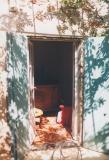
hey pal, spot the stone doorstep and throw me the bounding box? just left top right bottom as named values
left=24, top=147, right=109, bottom=160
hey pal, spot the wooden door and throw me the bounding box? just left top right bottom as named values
left=28, top=41, right=35, bottom=109
left=28, top=40, right=37, bottom=144
left=83, top=37, right=109, bottom=154
left=72, top=40, right=83, bottom=143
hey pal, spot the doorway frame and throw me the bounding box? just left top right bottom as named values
left=28, top=35, right=83, bottom=144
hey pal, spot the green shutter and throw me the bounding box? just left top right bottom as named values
left=83, top=36, right=109, bottom=154
left=7, top=33, right=29, bottom=159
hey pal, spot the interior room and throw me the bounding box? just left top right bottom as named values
left=30, top=40, right=74, bottom=148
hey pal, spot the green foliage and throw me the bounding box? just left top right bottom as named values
left=58, top=0, right=107, bottom=36
left=61, top=0, right=86, bottom=8
left=33, top=0, right=109, bottom=36
left=101, top=0, right=109, bottom=3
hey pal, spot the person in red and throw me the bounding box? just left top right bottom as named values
left=57, top=104, right=72, bottom=129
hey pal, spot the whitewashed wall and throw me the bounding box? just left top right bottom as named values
left=0, top=0, right=108, bottom=36
left=0, top=0, right=72, bottom=35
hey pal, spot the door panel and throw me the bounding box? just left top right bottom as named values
left=73, top=41, right=83, bottom=142
left=83, top=37, right=109, bottom=154
left=7, top=33, right=29, bottom=159
left=28, top=40, right=36, bottom=144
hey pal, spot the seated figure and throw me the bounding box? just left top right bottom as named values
left=56, top=104, right=72, bottom=129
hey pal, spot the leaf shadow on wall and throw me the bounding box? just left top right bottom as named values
left=7, top=33, right=29, bottom=159
left=84, top=36, right=109, bottom=154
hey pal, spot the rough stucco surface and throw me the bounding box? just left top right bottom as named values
left=0, top=32, right=11, bottom=159
left=0, top=0, right=108, bottom=36
left=83, top=37, right=109, bottom=153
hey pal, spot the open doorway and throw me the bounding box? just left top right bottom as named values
left=28, top=37, right=82, bottom=149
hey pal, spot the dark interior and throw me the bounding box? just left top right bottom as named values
left=33, top=40, right=73, bottom=113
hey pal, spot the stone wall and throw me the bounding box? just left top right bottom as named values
left=0, top=32, right=11, bottom=160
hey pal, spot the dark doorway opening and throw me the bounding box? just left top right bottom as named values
left=28, top=38, right=81, bottom=149
left=34, top=41, right=73, bottom=112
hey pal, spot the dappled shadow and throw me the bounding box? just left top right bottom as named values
left=0, top=10, right=33, bottom=32
left=0, top=33, right=12, bottom=160
left=84, top=36, right=109, bottom=153
left=7, top=33, right=29, bottom=159
left=94, top=123, right=109, bottom=154
left=32, top=116, right=72, bottom=150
